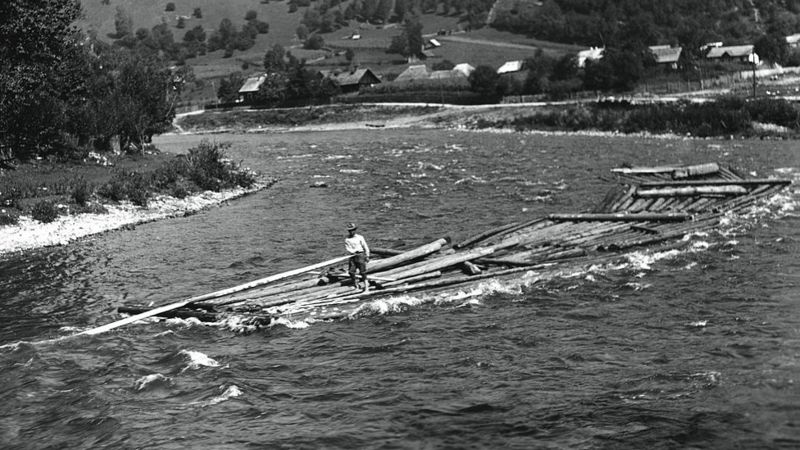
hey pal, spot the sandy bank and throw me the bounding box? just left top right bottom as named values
left=0, top=180, right=272, bottom=258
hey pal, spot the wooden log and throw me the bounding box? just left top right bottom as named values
left=548, top=213, right=691, bottom=222
left=375, top=247, right=495, bottom=280
left=454, top=222, right=520, bottom=249
left=611, top=163, right=717, bottom=175
left=609, top=185, right=637, bottom=211
left=461, top=261, right=482, bottom=275
left=366, top=237, right=450, bottom=273
left=86, top=255, right=353, bottom=336
left=636, top=186, right=748, bottom=197
left=371, top=247, right=405, bottom=257
left=118, top=306, right=219, bottom=322
left=640, top=178, right=790, bottom=188
left=672, top=163, right=719, bottom=178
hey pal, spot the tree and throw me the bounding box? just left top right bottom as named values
left=264, top=44, right=287, bottom=71
left=193, top=7, right=202, bottom=18
left=245, top=10, right=258, bottom=21
left=296, top=24, right=309, bottom=40
left=387, top=16, right=423, bottom=58
left=304, top=34, right=325, bottom=50
left=345, top=48, right=355, bottom=62
left=583, top=48, right=643, bottom=92
left=0, top=0, right=82, bottom=159
left=754, top=33, right=789, bottom=65
left=217, top=72, right=245, bottom=103
left=165, top=2, right=175, bottom=12
left=176, top=17, right=186, bottom=29
left=469, top=65, right=500, bottom=94
left=113, top=5, right=133, bottom=38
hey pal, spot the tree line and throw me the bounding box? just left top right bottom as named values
left=0, top=0, right=181, bottom=163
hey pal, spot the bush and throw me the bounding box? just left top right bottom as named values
left=165, top=2, right=175, bottom=12
left=0, top=210, right=18, bottom=226
left=186, top=140, right=256, bottom=191
left=304, top=34, right=325, bottom=50
left=245, top=10, right=258, bottom=21
left=71, top=178, right=92, bottom=206
left=31, top=200, right=59, bottom=223
left=98, top=170, right=151, bottom=206
left=193, top=7, right=202, bottom=18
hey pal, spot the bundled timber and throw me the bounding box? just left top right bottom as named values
left=106, top=162, right=791, bottom=332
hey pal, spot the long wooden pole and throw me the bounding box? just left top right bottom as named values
left=80, top=255, right=352, bottom=336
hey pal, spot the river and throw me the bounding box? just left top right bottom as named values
left=1, top=128, right=798, bottom=448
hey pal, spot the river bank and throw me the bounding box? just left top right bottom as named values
left=0, top=179, right=273, bottom=257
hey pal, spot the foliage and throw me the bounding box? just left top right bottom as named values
left=193, top=7, right=202, bottom=18
left=583, top=48, right=643, bottom=92
left=0, top=210, right=18, bottom=226
left=469, top=65, right=502, bottom=94
left=71, top=178, right=92, bottom=206
left=165, top=3, right=175, bottom=12
left=31, top=200, right=60, bottom=223
left=217, top=72, right=246, bottom=103
left=387, top=16, right=424, bottom=58
left=304, top=34, right=325, bottom=50
left=0, top=0, right=82, bottom=160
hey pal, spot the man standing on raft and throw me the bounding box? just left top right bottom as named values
left=345, top=223, right=370, bottom=292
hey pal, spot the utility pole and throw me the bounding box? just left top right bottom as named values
left=752, top=57, right=757, bottom=98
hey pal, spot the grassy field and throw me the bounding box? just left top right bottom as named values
left=79, top=0, right=586, bottom=104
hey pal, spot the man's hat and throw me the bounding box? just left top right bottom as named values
left=346, top=222, right=357, bottom=231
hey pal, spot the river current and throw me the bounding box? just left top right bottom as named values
left=1, top=129, right=798, bottom=449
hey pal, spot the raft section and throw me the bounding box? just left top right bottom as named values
left=115, top=162, right=791, bottom=330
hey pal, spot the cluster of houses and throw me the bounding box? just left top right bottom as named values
left=234, top=33, right=800, bottom=103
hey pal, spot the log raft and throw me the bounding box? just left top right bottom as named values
left=115, top=163, right=792, bottom=328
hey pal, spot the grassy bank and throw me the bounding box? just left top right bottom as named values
left=0, top=141, right=262, bottom=227
left=466, top=97, right=800, bottom=138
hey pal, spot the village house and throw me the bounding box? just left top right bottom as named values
left=237, top=74, right=266, bottom=103
left=452, top=63, right=475, bottom=77
left=497, top=60, right=524, bottom=74
left=648, top=45, right=683, bottom=69
left=577, top=47, right=604, bottom=67
left=786, top=33, right=800, bottom=48
left=394, top=64, right=429, bottom=82
left=320, top=67, right=381, bottom=93
left=705, top=44, right=760, bottom=65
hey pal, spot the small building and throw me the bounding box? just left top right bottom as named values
left=452, top=63, right=475, bottom=77
left=238, top=74, right=266, bottom=103
left=395, top=64, right=429, bottom=82
left=577, top=47, right=604, bottom=68
left=425, top=38, right=441, bottom=49
left=786, top=33, right=800, bottom=48
left=649, top=45, right=683, bottom=69
left=497, top=60, right=524, bottom=74
left=323, top=67, right=381, bottom=93
left=706, top=44, right=760, bottom=65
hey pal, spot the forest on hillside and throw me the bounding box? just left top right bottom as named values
left=490, top=0, right=800, bottom=51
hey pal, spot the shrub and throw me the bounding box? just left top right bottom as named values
left=71, top=178, right=92, bottom=206
left=0, top=210, right=18, bottom=226
left=165, top=2, right=175, bottom=12
left=31, top=200, right=59, bottom=223
left=193, top=7, right=202, bottom=18
left=304, top=34, right=324, bottom=50
left=98, top=170, right=151, bottom=206
left=245, top=10, right=257, bottom=21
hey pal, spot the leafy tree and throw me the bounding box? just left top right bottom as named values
left=345, top=48, right=355, bottom=62
left=468, top=65, right=500, bottom=94
left=165, top=2, right=175, bottom=12
left=387, top=16, right=423, bottom=58
left=0, top=0, right=82, bottom=159
left=754, top=33, right=789, bottom=65
left=304, top=34, right=325, bottom=50
left=193, top=7, right=202, bottom=18
left=176, top=17, right=186, bottom=29
left=245, top=10, right=258, bottom=21
left=217, top=72, right=245, bottom=103
left=583, top=48, right=643, bottom=92
left=264, top=44, right=288, bottom=72
left=114, top=5, right=133, bottom=38
left=296, top=24, right=309, bottom=40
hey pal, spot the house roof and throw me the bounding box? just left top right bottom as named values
left=327, top=68, right=378, bottom=86
left=649, top=45, right=683, bottom=64
left=238, top=75, right=266, bottom=94
left=706, top=45, right=754, bottom=59
left=395, top=64, right=429, bottom=82
left=429, top=70, right=464, bottom=80
left=577, top=47, right=604, bottom=67
left=452, top=63, right=475, bottom=77
left=497, top=60, right=524, bottom=74
left=786, top=33, right=800, bottom=45
left=428, top=38, right=441, bottom=47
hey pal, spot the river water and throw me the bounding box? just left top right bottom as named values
left=1, top=129, right=798, bottom=449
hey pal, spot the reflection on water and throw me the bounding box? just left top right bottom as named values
left=0, top=129, right=798, bottom=448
